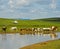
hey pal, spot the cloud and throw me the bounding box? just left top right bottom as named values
left=0, top=5, right=5, bottom=9
left=49, top=3, right=56, bottom=9
left=30, top=9, right=37, bottom=13
left=49, top=0, right=56, bottom=9
left=8, top=0, right=42, bottom=8
left=8, top=0, right=14, bottom=8
left=9, top=0, right=13, bottom=4
left=35, top=0, right=51, bottom=5
left=7, top=0, right=31, bottom=9
left=15, top=0, right=30, bottom=7
left=53, top=11, right=60, bottom=15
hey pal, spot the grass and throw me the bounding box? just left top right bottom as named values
left=20, top=39, right=60, bottom=49
left=0, top=18, right=60, bottom=33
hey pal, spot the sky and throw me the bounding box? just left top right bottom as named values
left=0, top=0, right=60, bottom=19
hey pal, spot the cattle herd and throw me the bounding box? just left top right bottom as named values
left=19, top=26, right=57, bottom=35
left=2, top=26, right=57, bottom=35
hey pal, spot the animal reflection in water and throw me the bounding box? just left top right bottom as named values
left=50, top=32, right=58, bottom=39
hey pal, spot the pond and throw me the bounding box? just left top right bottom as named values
left=0, top=32, right=60, bottom=49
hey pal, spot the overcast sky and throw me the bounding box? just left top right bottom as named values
left=0, top=0, right=60, bottom=19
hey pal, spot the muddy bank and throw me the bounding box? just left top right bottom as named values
left=20, top=39, right=60, bottom=49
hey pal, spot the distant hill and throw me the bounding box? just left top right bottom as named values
left=34, top=17, right=60, bottom=22
left=0, top=17, right=60, bottom=21
left=14, top=18, right=30, bottom=20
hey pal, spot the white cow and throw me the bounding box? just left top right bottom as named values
left=37, top=28, right=41, bottom=31
left=11, top=27, right=17, bottom=30
left=42, top=26, right=57, bottom=31
left=42, top=28, right=51, bottom=31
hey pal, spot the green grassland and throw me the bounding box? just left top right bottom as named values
left=0, top=18, right=60, bottom=33
left=20, top=39, right=60, bottom=49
